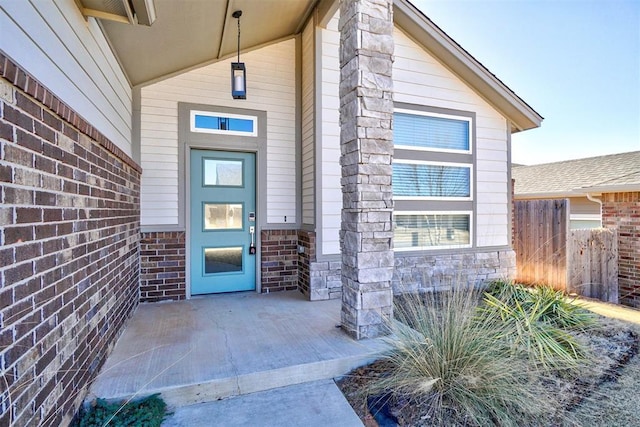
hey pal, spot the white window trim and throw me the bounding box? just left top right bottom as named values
left=394, top=108, right=473, bottom=154
left=393, top=159, right=474, bottom=201
left=570, top=214, right=601, bottom=221
left=569, top=214, right=602, bottom=228
left=190, top=110, right=258, bottom=137
left=393, top=210, right=474, bottom=251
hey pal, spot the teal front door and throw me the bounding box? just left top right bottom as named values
left=190, top=149, right=256, bottom=294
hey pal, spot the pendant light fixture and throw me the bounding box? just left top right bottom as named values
left=231, top=10, right=246, bottom=99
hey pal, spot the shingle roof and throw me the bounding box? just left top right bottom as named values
left=512, top=151, right=640, bottom=197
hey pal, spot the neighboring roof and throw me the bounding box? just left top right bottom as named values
left=513, top=151, right=640, bottom=198
left=395, top=0, right=543, bottom=132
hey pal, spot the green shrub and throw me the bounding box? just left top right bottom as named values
left=76, top=394, right=168, bottom=427
left=485, top=280, right=596, bottom=330
left=483, top=280, right=596, bottom=369
left=372, top=288, right=551, bottom=426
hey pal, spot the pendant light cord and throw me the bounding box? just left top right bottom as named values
left=236, top=15, right=241, bottom=63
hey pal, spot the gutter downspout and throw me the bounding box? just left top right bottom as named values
left=586, top=193, right=603, bottom=227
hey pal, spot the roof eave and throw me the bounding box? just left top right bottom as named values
left=579, top=184, right=640, bottom=194
left=514, top=191, right=584, bottom=200
left=393, top=0, right=543, bottom=132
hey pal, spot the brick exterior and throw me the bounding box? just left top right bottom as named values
left=296, top=230, right=315, bottom=297
left=140, top=232, right=186, bottom=302
left=260, top=229, right=298, bottom=293
left=0, top=53, right=141, bottom=426
left=602, top=191, right=640, bottom=308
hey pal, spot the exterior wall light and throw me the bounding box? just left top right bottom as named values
left=231, top=10, right=246, bottom=99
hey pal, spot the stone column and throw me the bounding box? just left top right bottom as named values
left=339, top=0, right=394, bottom=339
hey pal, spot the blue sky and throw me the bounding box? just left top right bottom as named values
left=411, top=0, right=640, bottom=165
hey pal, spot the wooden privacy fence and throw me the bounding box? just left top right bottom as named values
left=514, top=199, right=618, bottom=303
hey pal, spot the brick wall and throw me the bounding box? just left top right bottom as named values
left=260, top=229, right=298, bottom=293
left=511, top=178, right=515, bottom=247
left=140, top=232, right=186, bottom=302
left=296, top=230, right=315, bottom=296
left=602, top=191, right=640, bottom=308
left=0, top=54, right=141, bottom=426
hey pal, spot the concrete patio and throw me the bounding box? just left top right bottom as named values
left=87, top=291, right=387, bottom=412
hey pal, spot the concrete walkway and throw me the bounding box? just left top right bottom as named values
left=578, top=297, right=640, bottom=325
left=88, top=291, right=387, bottom=424
left=162, top=380, right=363, bottom=427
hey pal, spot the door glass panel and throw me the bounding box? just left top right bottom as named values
left=204, top=203, right=243, bottom=230
left=204, top=247, right=243, bottom=274
left=203, top=159, right=243, bottom=186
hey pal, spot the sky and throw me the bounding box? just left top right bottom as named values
left=411, top=0, right=640, bottom=165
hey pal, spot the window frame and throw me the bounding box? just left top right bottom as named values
left=393, top=105, right=476, bottom=252
left=394, top=108, right=473, bottom=155
left=393, top=159, right=474, bottom=201
left=393, top=210, right=473, bottom=251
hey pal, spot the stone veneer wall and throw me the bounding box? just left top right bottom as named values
left=308, top=259, right=343, bottom=301
left=140, top=231, right=186, bottom=302
left=392, top=250, right=516, bottom=294
left=0, top=53, right=141, bottom=426
left=306, top=250, right=515, bottom=299
left=602, top=192, right=640, bottom=308
left=260, top=229, right=298, bottom=293
left=339, top=0, right=395, bottom=339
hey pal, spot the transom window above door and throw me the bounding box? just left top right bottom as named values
left=190, top=110, right=258, bottom=137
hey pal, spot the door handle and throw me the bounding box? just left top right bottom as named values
left=249, top=226, right=256, bottom=255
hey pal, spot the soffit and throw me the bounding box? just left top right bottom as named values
left=101, top=0, right=316, bottom=87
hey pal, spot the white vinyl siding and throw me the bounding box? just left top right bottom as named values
left=301, top=19, right=315, bottom=226
left=393, top=26, right=510, bottom=248
left=0, top=0, right=132, bottom=154
left=140, top=39, right=297, bottom=227
left=317, top=16, right=341, bottom=255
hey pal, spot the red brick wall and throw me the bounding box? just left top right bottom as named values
left=260, top=229, right=298, bottom=293
left=0, top=53, right=141, bottom=426
left=602, top=191, right=640, bottom=307
left=140, top=231, right=186, bottom=301
left=297, top=230, right=316, bottom=296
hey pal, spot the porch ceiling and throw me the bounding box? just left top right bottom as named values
left=101, top=0, right=318, bottom=87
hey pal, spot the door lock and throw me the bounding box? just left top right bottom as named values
left=249, top=226, right=256, bottom=255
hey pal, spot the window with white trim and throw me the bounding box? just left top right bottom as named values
left=393, top=108, right=474, bottom=250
